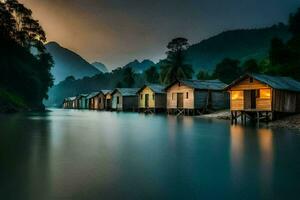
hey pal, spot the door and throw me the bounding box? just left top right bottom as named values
left=177, top=93, right=184, bottom=108
left=244, top=90, right=256, bottom=109
left=145, top=94, right=149, bottom=108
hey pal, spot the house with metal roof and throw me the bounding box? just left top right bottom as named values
left=165, top=79, right=229, bottom=115
left=137, top=84, right=166, bottom=113
left=86, top=92, right=105, bottom=110
left=63, top=96, right=77, bottom=109
left=101, top=90, right=113, bottom=110
left=77, top=94, right=89, bottom=109
left=111, top=88, right=139, bottom=111
left=226, top=73, right=300, bottom=123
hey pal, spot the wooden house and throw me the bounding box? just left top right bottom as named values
left=101, top=90, right=113, bottom=110
left=87, top=92, right=106, bottom=110
left=137, top=84, right=166, bottom=113
left=63, top=98, right=69, bottom=109
left=227, top=73, right=300, bottom=123
left=165, top=79, right=229, bottom=115
left=77, top=94, right=89, bottom=109
left=63, top=97, right=76, bottom=109
left=111, top=88, right=139, bottom=111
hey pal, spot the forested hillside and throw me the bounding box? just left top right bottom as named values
left=185, top=24, right=290, bottom=72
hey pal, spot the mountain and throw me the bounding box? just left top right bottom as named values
left=185, top=24, right=291, bottom=73
left=91, top=62, right=109, bottom=73
left=123, top=59, right=155, bottom=73
left=46, top=42, right=100, bottom=84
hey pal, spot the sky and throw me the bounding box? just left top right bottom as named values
left=19, top=0, right=300, bottom=70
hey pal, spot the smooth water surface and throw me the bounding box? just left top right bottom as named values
left=0, top=109, right=299, bottom=199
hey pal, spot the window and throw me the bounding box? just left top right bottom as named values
left=172, top=93, right=175, bottom=100
left=259, top=89, right=271, bottom=99
left=250, top=77, right=254, bottom=83
left=186, top=92, right=189, bottom=99
left=153, top=94, right=155, bottom=100
left=99, top=97, right=102, bottom=103
left=117, top=96, right=120, bottom=104
left=140, top=94, right=143, bottom=100
left=231, top=91, right=243, bottom=100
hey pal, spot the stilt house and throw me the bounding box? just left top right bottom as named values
left=165, top=79, right=229, bottom=115
left=226, top=74, right=300, bottom=122
left=87, top=92, right=106, bottom=110
left=101, top=90, right=113, bottom=110
left=111, top=88, right=139, bottom=111
left=137, top=84, right=166, bottom=113
left=77, top=94, right=89, bottom=109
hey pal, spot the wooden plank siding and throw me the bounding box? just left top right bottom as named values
left=139, top=87, right=155, bottom=108
left=229, top=77, right=272, bottom=111
left=112, top=91, right=123, bottom=111
left=138, top=87, right=166, bottom=109
left=166, top=83, right=194, bottom=109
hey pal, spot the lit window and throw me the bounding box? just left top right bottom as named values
left=231, top=91, right=243, bottom=100
left=260, top=89, right=271, bottom=99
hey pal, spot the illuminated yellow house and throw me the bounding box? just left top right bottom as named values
left=227, top=73, right=300, bottom=123
left=137, top=84, right=166, bottom=113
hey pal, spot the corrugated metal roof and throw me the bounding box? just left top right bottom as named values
left=148, top=84, right=166, bottom=93
left=113, top=88, right=139, bottom=96
left=137, top=84, right=166, bottom=94
left=78, top=94, right=88, bottom=99
left=179, top=79, right=227, bottom=90
left=101, top=90, right=113, bottom=95
left=69, top=97, right=77, bottom=101
left=251, top=74, right=300, bottom=92
left=87, top=92, right=100, bottom=99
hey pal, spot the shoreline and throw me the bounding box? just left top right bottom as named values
left=199, top=110, right=300, bottom=130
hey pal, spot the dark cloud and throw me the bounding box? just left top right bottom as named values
left=20, top=0, right=300, bottom=69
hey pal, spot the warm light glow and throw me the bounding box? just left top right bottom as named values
left=231, top=91, right=243, bottom=100
left=260, top=89, right=271, bottom=99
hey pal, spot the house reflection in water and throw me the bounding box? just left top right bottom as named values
left=258, top=128, right=274, bottom=193
left=230, top=125, right=245, bottom=184
left=230, top=125, right=274, bottom=193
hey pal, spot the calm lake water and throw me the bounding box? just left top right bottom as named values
left=0, top=109, right=299, bottom=200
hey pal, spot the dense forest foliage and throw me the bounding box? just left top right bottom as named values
left=0, top=0, right=53, bottom=112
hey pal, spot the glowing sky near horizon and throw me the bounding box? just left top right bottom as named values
left=19, top=0, right=300, bottom=70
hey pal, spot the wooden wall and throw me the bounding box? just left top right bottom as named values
left=123, top=96, right=138, bottom=110
left=105, top=93, right=112, bottom=109
left=229, top=77, right=272, bottom=111
left=112, top=91, right=123, bottom=110
left=90, top=93, right=105, bottom=110
left=155, top=94, right=167, bottom=109
left=138, top=87, right=155, bottom=108
left=166, top=83, right=194, bottom=109
left=194, top=91, right=208, bottom=109
left=211, top=91, right=229, bottom=110
left=273, top=90, right=297, bottom=112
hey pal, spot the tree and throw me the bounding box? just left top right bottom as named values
left=123, top=67, right=135, bottom=87
left=144, top=66, right=159, bottom=83
left=242, top=59, right=260, bottom=73
left=160, top=37, right=194, bottom=84
left=289, top=8, right=300, bottom=36
left=0, top=0, right=53, bottom=110
left=196, top=70, right=211, bottom=80
left=213, top=58, right=241, bottom=84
